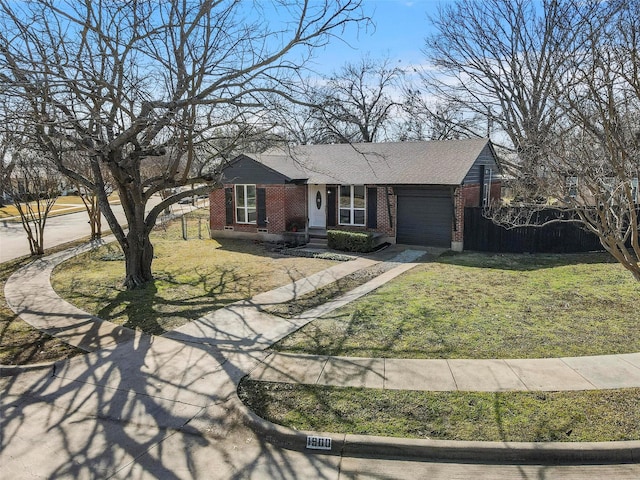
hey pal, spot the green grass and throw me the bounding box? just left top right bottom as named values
left=273, top=252, right=640, bottom=359
left=239, top=379, right=640, bottom=442
left=51, top=215, right=337, bottom=335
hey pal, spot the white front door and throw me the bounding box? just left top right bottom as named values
left=308, top=184, right=326, bottom=228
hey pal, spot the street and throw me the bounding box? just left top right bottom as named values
left=0, top=198, right=197, bottom=263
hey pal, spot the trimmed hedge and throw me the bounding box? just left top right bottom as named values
left=327, top=230, right=375, bottom=253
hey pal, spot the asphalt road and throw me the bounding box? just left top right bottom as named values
left=0, top=198, right=198, bottom=263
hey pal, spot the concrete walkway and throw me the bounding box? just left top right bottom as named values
left=3, top=241, right=640, bottom=478
left=250, top=352, right=640, bottom=392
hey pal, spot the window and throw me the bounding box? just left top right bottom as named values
left=566, top=176, right=578, bottom=198
left=482, top=167, right=493, bottom=206
left=235, top=184, right=256, bottom=223
left=339, top=185, right=366, bottom=226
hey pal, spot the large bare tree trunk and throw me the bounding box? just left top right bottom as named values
left=122, top=230, right=154, bottom=289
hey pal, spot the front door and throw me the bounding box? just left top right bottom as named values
left=308, top=184, right=326, bottom=228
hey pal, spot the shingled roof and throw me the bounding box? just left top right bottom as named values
left=249, top=138, right=493, bottom=185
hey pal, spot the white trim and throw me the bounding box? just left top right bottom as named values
left=338, top=185, right=366, bottom=226
left=235, top=184, right=256, bottom=224
left=483, top=168, right=493, bottom=206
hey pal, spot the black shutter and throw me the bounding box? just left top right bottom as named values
left=225, top=187, right=233, bottom=225
left=327, top=186, right=337, bottom=227
left=257, top=188, right=267, bottom=227
left=367, top=187, right=377, bottom=228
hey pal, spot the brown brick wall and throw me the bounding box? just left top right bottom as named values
left=461, top=184, right=482, bottom=207
left=453, top=187, right=465, bottom=243
left=454, top=182, right=502, bottom=244
left=284, top=185, right=307, bottom=229
left=209, top=188, right=226, bottom=230
left=264, top=184, right=286, bottom=232
left=210, top=184, right=305, bottom=235
left=461, top=182, right=502, bottom=208
left=375, top=186, right=395, bottom=236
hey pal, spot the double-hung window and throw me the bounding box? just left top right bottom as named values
left=339, top=185, right=366, bottom=226
left=235, top=184, right=256, bottom=224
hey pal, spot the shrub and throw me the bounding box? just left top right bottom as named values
left=327, top=230, right=375, bottom=253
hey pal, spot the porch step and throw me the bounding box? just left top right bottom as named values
left=307, top=228, right=328, bottom=249
left=307, top=237, right=328, bottom=249
left=308, top=227, right=328, bottom=238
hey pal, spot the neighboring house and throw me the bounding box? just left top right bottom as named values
left=209, top=138, right=501, bottom=251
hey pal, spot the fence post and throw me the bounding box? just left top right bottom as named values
left=182, top=216, right=187, bottom=240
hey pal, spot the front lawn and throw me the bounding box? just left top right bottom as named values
left=273, top=252, right=640, bottom=359
left=239, top=380, right=640, bottom=442
left=51, top=214, right=338, bottom=335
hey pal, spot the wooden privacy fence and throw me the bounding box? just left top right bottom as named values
left=463, top=207, right=604, bottom=253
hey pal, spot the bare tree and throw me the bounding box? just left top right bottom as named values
left=0, top=99, right=21, bottom=207
left=426, top=0, right=640, bottom=280
left=541, top=0, right=640, bottom=279
left=270, top=98, right=337, bottom=145
left=311, top=55, right=404, bottom=143
left=398, top=92, right=479, bottom=141
left=64, top=152, right=112, bottom=240
left=0, top=0, right=366, bottom=288
left=6, top=150, right=62, bottom=255
left=423, top=0, right=594, bottom=178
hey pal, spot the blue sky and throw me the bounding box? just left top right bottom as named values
left=309, top=0, right=447, bottom=74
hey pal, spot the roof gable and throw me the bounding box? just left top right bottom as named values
left=221, top=154, right=299, bottom=184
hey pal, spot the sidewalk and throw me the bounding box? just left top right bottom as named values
left=3, top=240, right=640, bottom=474
left=250, top=351, right=640, bottom=391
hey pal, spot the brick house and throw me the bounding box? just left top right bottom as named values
left=210, top=138, right=501, bottom=251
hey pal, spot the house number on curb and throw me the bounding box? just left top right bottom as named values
left=316, top=191, right=322, bottom=209
left=306, top=435, right=332, bottom=450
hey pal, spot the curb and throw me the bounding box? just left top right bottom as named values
left=236, top=392, right=640, bottom=465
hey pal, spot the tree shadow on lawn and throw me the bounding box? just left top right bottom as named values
left=273, top=306, right=455, bottom=360
left=437, top=250, right=618, bottom=272
left=88, top=267, right=248, bottom=336
left=208, top=237, right=290, bottom=259
left=85, top=262, right=310, bottom=336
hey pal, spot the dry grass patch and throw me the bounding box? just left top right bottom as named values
left=52, top=217, right=338, bottom=335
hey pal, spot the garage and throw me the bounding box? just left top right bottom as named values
left=396, top=187, right=453, bottom=247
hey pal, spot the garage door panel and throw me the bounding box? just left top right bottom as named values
left=397, top=194, right=452, bottom=247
